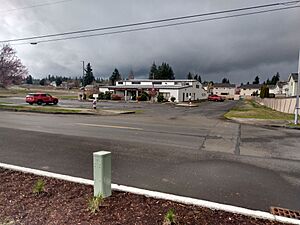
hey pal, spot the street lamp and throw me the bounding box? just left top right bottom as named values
left=295, top=50, right=300, bottom=125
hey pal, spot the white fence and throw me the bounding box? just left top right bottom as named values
left=256, top=97, right=299, bottom=115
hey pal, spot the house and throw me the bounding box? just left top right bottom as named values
left=99, top=79, right=207, bottom=102
left=287, top=73, right=298, bottom=97
left=212, top=83, right=236, bottom=99
left=240, top=84, right=262, bottom=96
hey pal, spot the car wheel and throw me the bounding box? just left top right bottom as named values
left=53, top=100, right=58, bottom=105
left=37, top=100, right=43, bottom=105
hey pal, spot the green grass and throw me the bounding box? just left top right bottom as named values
left=224, top=100, right=294, bottom=120
left=0, top=104, right=81, bottom=114
left=56, top=95, right=77, bottom=100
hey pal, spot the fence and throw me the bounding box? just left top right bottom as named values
left=256, top=97, right=299, bottom=115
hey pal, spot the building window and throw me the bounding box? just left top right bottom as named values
left=118, top=82, right=123, bottom=84
left=132, top=81, right=141, bottom=84
left=153, top=81, right=162, bottom=85
left=196, top=85, right=199, bottom=88
left=186, top=93, right=189, bottom=97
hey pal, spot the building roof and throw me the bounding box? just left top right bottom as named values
left=100, top=85, right=191, bottom=90
left=213, top=83, right=236, bottom=88
left=276, top=81, right=288, bottom=88
left=288, top=73, right=298, bottom=82
left=267, top=85, right=276, bottom=89
left=118, top=79, right=197, bottom=82
left=240, top=84, right=263, bottom=89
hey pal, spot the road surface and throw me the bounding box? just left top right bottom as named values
left=0, top=101, right=299, bottom=211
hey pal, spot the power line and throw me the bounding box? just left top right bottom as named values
left=12, top=5, right=300, bottom=45
left=0, top=0, right=75, bottom=14
left=1, top=0, right=299, bottom=43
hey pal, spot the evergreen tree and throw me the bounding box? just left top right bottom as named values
left=260, top=85, right=269, bottom=98
left=39, top=79, right=46, bottom=86
left=55, top=76, right=63, bottom=86
left=253, top=76, right=260, bottom=84
left=149, top=62, right=158, bottom=79
left=26, top=75, right=33, bottom=84
left=222, top=78, right=230, bottom=83
left=271, top=72, right=280, bottom=85
left=196, top=74, right=202, bottom=83
left=187, top=72, right=193, bottom=79
left=156, top=62, right=175, bottom=80
left=109, top=68, right=122, bottom=85
left=83, top=63, right=95, bottom=86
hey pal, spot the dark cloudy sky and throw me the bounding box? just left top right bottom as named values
left=1, top=0, right=300, bottom=84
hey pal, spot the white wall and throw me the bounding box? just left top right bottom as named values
left=213, top=87, right=235, bottom=99
left=240, top=88, right=260, bottom=96
left=288, top=79, right=297, bottom=96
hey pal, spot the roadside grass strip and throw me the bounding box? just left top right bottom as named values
left=224, top=100, right=294, bottom=120
left=0, top=162, right=299, bottom=225
left=0, top=103, right=81, bottom=114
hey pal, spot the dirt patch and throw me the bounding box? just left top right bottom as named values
left=0, top=169, right=291, bottom=225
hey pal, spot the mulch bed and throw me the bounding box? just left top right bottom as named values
left=0, top=168, right=292, bottom=225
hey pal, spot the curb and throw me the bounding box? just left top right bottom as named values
left=0, top=162, right=299, bottom=225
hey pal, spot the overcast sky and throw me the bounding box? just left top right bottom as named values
left=1, top=0, right=300, bottom=83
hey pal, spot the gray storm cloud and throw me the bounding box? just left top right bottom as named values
left=1, top=0, right=299, bottom=83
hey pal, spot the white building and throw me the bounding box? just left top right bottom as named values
left=287, top=73, right=298, bottom=97
left=240, top=84, right=262, bottom=96
left=99, top=79, right=207, bottom=102
left=212, top=83, right=236, bottom=99
left=268, top=81, right=289, bottom=96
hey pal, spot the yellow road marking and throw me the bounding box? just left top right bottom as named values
left=76, top=123, right=143, bottom=131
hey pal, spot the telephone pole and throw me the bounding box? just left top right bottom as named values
left=295, top=50, right=300, bottom=124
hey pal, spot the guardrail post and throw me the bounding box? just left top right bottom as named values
left=93, top=151, right=111, bottom=198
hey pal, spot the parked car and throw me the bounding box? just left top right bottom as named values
left=25, top=93, right=59, bottom=105
left=208, top=94, right=224, bottom=102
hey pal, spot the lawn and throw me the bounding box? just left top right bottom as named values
left=224, top=100, right=294, bottom=120
left=0, top=104, right=81, bottom=114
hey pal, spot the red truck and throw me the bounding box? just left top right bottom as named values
left=25, top=93, right=59, bottom=105
left=208, top=94, right=224, bottom=102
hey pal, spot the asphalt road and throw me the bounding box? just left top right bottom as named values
left=0, top=100, right=299, bottom=212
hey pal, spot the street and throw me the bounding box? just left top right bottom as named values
left=0, top=100, right=299, bottom=211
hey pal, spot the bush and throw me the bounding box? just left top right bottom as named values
left=170, top=96, right=176, bottom=102
left=104, top=92, right=111, bottom=100
left=111, top=94, right=122, bottom=100
left=138, top=92, right=149, bottom=101
left=157, top=94, right=164, bottom=103
left=97, top=92, right=105, bottom=100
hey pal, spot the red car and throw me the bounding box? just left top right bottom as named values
left=208, top=95, right=224, bottom=102
left=25, top=93, right=59, bottom=105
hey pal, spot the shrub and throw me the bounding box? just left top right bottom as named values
left=170, top=96, right=176, bottom=102
left=111, top=94, right=122, bottom=100
left=138, top=92, right=149, bottom=101
left=33, top=179, right=45, bottom=194
left=157, top=94, right=164, bottom=103
left=88, top=194, right=104, bottom=214
left=163, top=209, right=176, bottom=225
left=104, top=91, right=111, bottom=100
left=97, top=92, right=105, bottom=100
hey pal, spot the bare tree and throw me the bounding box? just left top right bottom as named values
left=0, top=44, right=28, bottom=87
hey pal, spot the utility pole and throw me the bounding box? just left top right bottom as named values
left=295, top=50, right=300, bottom=125
left=81, top=61, right=85, bottom=77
